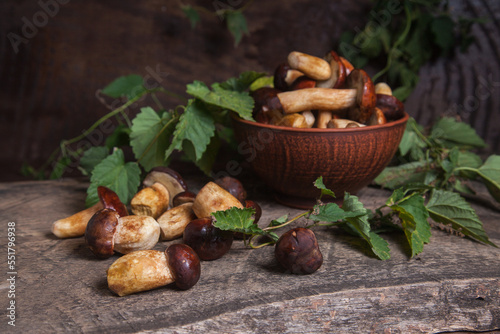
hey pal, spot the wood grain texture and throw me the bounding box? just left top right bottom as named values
left=1, top=0, right=499, bottom=182
left=0, top=178, right=499, bottom=333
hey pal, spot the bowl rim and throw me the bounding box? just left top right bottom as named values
left=232, top=111, right=409, bottom=132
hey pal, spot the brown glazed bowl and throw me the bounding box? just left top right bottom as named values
left=231, top=112, right=409, bottom=209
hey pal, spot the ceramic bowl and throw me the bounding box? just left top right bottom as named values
left=231, top=112, right=409, bottom=209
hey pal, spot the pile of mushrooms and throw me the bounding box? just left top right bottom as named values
left=252, top=50, right=405, bottom=129
left=51, top=167, right=261, bottom=296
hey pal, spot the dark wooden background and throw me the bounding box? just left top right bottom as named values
left=1, top=0, right=499, bottom=182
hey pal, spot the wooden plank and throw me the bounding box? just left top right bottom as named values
left=0, top=179, right=499, bottom=332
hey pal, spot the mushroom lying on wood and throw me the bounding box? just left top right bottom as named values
left=157, top=203, right=196, bottom=241
left=142, top=167, right=188, bottom=208
left=107, top=244, right=200, bottom=296
left=130, top=182, right=170, bottom=219
left=52, top=186, right=128, bottom=239
left=192, top=182, right=244, bottom=219
left=85, top=209, right=160, bottom=258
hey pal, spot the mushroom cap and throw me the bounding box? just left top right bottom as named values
left=97, top=186, right=128, bottom=217
left=316, top=50, right=346, bottom=89
left=183, top=217, right=234, bottom=261
left=290, top=76, right=316, bottom=90
left=142, top=167, right=188, bottom=207
left=250, top=87, right=283, bottom=123
left=345, top=69, right=376, bottom=124
left=172, top=191, right=197, bottom=207
left=273, top=62, right=292, bottom=91
left=376, top=93, right=405, bottom=121
left=85, top=208, right=120, bottom=258
left=275, top=227, right=323, bottom=275
left=165, top=243, right=201, bottom=290
left=214, top=176, right=247, bottom=202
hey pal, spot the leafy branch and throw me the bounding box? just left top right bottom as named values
left=213, top=176, right=497, bottom=261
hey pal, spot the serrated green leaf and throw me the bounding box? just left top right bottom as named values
left=225, top=10, right=248, bottom=46
left=375, top=160, right=431, bottom=189
left=313, top=176, right=336, bottom=199
left=430, top=117, right=486, bottom=148
left=79, top=146, right=109, bottom=176
left=213, top=207, right=278, bottom=240
left=181, top=5, right=200, bottom=29
left=105, top=124, right=131, bottom=150
left=309, top=202, right=362, bottom=223
left=249, top=75, right=274, bottom=91
left=342, top=193, right=391, bottom=260
left=130, top=107, right=176, bottom=172
left=269, top=214, right=288, bottom=227
left=102, top=74, right=145, bottom=100
left=399, top=118, right=427, bottom=157
left=86, top=148, right=141, bottom=207
left=426, top=189, right=496, bottom=246
left=219, top=71, right=267, bottom=92
left=182, top=134, right=221, bottom=175
left=390, top=193, right=431, bottom=257
left=476, top=155, right=500, bottom=202
left=165, top=99, right=216, bottom=161
left=186, top=81, right=254, bottom=121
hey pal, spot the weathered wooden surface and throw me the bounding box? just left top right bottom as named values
left=1, top=0, right=500, bottom=181
left=0, top=178, right=499, bottom=333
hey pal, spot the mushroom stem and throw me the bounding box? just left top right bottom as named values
left=113, top=216, right=161, bottom=254
left=52, top=202, right=104, bottom=238
left=192, top=182, right=243, bottom=219
left=288, top=51, right=332, bottom=81
left=276, top=88, right=357, bottom=114
left=107, top=250, right=174, bottom=297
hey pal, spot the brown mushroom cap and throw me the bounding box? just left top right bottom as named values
left=165, top=243, right=201, bottom=290
left=142, top=167, right=188, bottom=207
left=172, top=191, right=197, bottom=207
left=250, top=87, right=283, bottom=124
left=85, top=208, right=120, bottom=258
left=97, top=186, right=128, bottom=217
left=290, top=76, right=316, bottom=90
left=214, top=176, right=247, bottom=202
left=345, top=69, right=376, bottom=124
left=376, top=93, right=405, bottom=121
left=340, top=57, right=354, bottom=76
left=316, top=50, right=347, bottom=89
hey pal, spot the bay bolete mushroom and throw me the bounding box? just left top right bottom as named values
left=192, top=182, right=244, bottom=219
left=273, top=62, right=304, bottom=91
left=346, top=68, right=376, bottom=124
left=85, top=208, right=160, bottom=258
left=157, top=202, right=196, bottom=241
left=52, top=186, right=128, bottom=239
left=183, top=217, right=234, bottom=261
left=316, top=50, right=347, bottom=89
left=130, top=182, right=170, bottom=219
left=107, top=244, right=201, bottom=296
left=142, top=167, right=188, bottom=207
left=287, top=51, right=332, bottom=81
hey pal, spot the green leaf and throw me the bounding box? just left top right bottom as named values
left=130, top=107, right=177, bottom=172
left=389, top=193, right=431, bottom=257
left=181, top=5, right=200, bottom=29
left=476, top=155, right=500, bottom=202
left=313, top=176, right=336, bottom=199
left=182, top=134, right=221, bottom=175
left=225, top=10, right=248, bottom=46
left=430, top=117, right=486, bottom=148
left=219, top=71, right=267, bottom=92
left=213, top=207, right=278, bottom=241
left=269, top=214, right=288, bottom=227
left=186, top=81, right=254, bottom=121
left=426, top=189, right=496, bottom=246
left=309, top=202, right=363, bottom=223
left=342, top=193, right=391, bottom=260
left=86, top=148, right=141, bottom=207
left=375, top=161, right=431, bottom=189
left=165, top=99, right=216, bottom=161
left=105, top=124, right=131, bottom=150
left=398, top=118, right=427, bottom=158
left=249, top=75, right=274, bottom=91
left=101, top=74, right=145, bottom=100
left=431, top=15, right=456, bottom=56
left=79, top=146, right=109, bottom=176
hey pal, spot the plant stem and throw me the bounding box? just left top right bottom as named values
left=263, top=211, right=310, bottom=231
